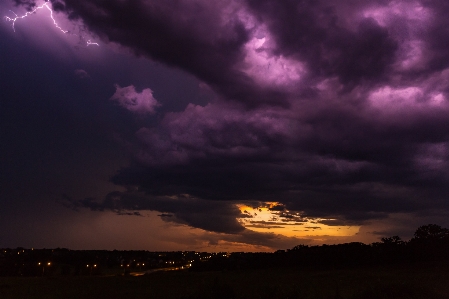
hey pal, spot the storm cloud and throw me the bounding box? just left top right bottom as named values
left=11, top=0, right=449, bottom=238
left=68, top=191, right=246, bottom=234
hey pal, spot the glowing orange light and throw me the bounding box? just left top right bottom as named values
left=237, top=203, right=360, bottom=239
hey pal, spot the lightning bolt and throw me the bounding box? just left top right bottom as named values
left=87, top=40, right=99, bottom=46
left=4, top=1, right=99, bottom=46
left=5, top=2, right=67, bottom=33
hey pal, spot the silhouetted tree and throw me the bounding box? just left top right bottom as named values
left=381, top=236, right=404, bottom=245
left=409, top=224, right=449, bottom=261
left=412, top=224, right=449, bottom=242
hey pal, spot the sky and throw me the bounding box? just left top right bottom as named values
left=1, top=0, right=449, bottom=252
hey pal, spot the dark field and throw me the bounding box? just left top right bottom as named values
left=1, top=261, right=448, bottom=299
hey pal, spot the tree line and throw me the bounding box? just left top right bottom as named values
left=190, top=224, right=449, bottom=271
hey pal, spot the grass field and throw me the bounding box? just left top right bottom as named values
left=1, top=261, right=448, bottom=299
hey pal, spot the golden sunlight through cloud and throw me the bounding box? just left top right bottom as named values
left=237, top=203, right=360, bottom=238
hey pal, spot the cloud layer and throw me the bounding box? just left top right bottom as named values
left=40, top=0, right=449, bottom=238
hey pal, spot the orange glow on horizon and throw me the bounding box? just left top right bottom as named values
left=237, top=203, right=360, bottom=239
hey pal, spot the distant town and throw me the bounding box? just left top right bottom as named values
left=1, top=224, right=449, bottom=277
left=0, top=248, right=223, bottom=276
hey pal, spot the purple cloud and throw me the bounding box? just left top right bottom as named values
left=110, top=84, right=160, bottom=115
left=25, top=0, right=449, bottom=234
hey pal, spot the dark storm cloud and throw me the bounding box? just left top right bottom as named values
left=246, top=0, right=398, bottom=86
left=108, top=97, right=449, bottom=220
left=12, top=0, right=36, bottom=10
left=66, top=191, right=246, bottom=234
left=419, top=1, right=449, bottom=74
left=51, top=0, right=288, bottom=106
left=34, top=0, right=449, bottom=230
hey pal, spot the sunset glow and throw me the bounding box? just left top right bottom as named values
left=237, top=204, right=360, bottom=238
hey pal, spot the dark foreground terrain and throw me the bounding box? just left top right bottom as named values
left=1, top=260, right=448, bottom=299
